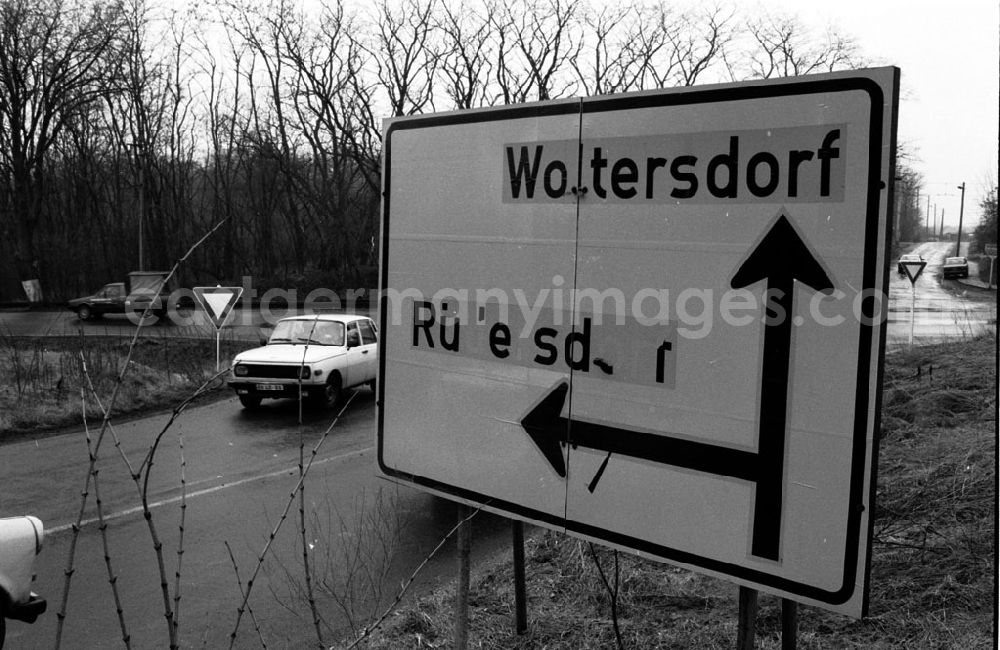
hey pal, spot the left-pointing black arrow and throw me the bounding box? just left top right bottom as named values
left=522, top=381, right=781, bottom=560
left=522, top=382, right=759, bottom=483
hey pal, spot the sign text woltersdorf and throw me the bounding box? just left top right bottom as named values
left=502, top=126, right=846, bottom=204
left=378, top=69, right=899, bottom=618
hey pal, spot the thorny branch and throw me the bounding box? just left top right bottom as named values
left=588, top=542, right=625, bottom=650
left=55, top=221, right=226, bottom=650
left=228, top=391, right=360, bottom=649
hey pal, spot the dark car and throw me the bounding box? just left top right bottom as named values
left=897, top=253, right=923, bottom=275
left=67, top=271, right=175, bottom=322
left=66, top=282, right=126, bottom=320
left=942, top=256, right=969, bottom=279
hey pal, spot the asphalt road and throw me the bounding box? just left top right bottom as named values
left=885, top=241, right=996, bottom=345
left=1, top=391, right=511, bottom=649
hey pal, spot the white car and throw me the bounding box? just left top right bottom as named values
left=228, top=314, right=378, bottom=409
left=0, top=516, right=46, bottom=645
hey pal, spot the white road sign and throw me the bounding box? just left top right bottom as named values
left=900, top=260, right=927, bottom=284
left=193, top=286, right=243, bottom=329
left=378, top=68, right=899, bottom=617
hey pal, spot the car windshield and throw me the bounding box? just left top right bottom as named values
left=945, top=257, right=964, bottom=264
left=268, top=319, right=345, bottom=345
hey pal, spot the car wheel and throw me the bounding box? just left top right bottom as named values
left=314, top=376, right=342, bottom=409
left=239, top=395, right=262, bottom=409
left=77, top=305, right=92, bottom=321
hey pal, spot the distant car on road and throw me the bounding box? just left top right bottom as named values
left=0, top=516, right=46, bottom=647
left=67, top=282, right=127, bottom=320
left=228, top=314, right=378, bottom=409
left=67, top=271, right=175, bottom=322
left=942, top=256, right=969, bottom=279
left=897, top=253, right=924, bottom=275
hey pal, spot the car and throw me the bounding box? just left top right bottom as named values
left=67, top=271, right=176, bottom=322
left=228, top=314, right=378, bottom=409
left=897, top=253, right=923, bottom=275
left=0, top=516, right=46, bottom=647
left=942, top=256, right=969, bottom=279
left=67, top=282, right=126, bottom=320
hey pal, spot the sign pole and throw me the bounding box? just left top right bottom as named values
left=909, top=283, right=916, bottom=347
left=737, top=587, right=758, bottom=650
left=512, top=520, right=528, bottom=634
left=455, top=504, right=472, bottom=650
left=900, top=260, right=925, bottom=348
left=216, top=329, right=221, bottom=372
left=781, top=598, right=799, bottom=650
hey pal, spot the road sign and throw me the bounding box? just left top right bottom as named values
left=900, top=260, right=927, bottom=284
left=193, top=286, right=243, bottom=329
left=985, top=244, right=997, bottom=257
left=378, top=68, right=898, bottom=617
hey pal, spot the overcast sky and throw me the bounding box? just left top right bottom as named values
left=760, top=0, right=999, bottom=230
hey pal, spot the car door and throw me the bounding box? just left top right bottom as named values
left=105, top=283, right=125, bottom=313
left=357, top=318, right=378, bottom=382
left=93, top=284, right=117, bottom=314
left=344, top=321, right=366, bottom=387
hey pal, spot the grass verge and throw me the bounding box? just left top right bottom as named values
left=353, top=335, right=996, bottom=649
left=0, top=334, right=248, bottom=439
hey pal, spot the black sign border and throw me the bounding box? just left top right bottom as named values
left=378, top=71, right=898, bottom=614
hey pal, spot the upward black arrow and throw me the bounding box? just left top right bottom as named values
left=730, top=212, right=834, bottom=560
left=521, top=212, right=833, bottom=562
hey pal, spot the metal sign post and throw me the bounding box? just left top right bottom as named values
left=900, top=261, right=927, bottom=347
left=454, top=504, right=472, bottom=650
left=512, top=520, right=528, bottom=634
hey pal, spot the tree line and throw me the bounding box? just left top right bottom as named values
left=1, top=0, right=879, bottom=302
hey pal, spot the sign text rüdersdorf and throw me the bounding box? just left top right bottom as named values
left=503, top=126, right=845, bottom=204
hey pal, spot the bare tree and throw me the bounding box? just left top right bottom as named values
left=0, top=0, right=125, bottom=283
left=362, top=0, right=440, bottom=116
left=739, top=12, right=866, bottom=80
left=570, top=3, right=646, bottom=96
left=436, top=0, right=494, bottom=108
left=491, top=0, right=582, bottom=104
left=633, top=2, right=733, bottom=89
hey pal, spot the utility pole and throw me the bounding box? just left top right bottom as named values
left=925, top=195, right=931, bottom=239
left=955, top=182, right=966, bottom=255
left=940, top=209, right=945, bottom=238
left=892, top=176, right=902, bottom=247
left=138, top=154, right=145, bottom=271
left=129, top=140, right=145, bottom=271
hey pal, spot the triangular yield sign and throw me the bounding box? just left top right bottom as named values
left=193, top=286, right=244, bottom=329
left=900, top=261, right=926, bottom=284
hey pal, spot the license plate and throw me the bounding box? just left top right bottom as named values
left=255, top=383, right=284, bottom=391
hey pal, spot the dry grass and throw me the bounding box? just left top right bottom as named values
left=0, top=334, right=248, bottom=437
left=352, top=335, right=996, bottom=649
